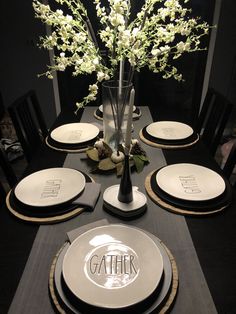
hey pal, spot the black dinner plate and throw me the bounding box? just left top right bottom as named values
left=52, top=231, right=173, bottom=314
left=47, top=131, right=102, bottom=150
left=142, top=125, right=198, bottom=146
left=150, top=168, right=232, bottom=211
left=9, top=171, right=92, bottom=218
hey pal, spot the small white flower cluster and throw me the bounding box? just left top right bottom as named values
left=33, top=0, right=210, bottom=109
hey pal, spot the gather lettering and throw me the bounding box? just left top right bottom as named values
left=178, top=175, right=201, bottom=194
left=89, top=254, right=138, bottom=275
left=40, top=179, right=62, bottom=198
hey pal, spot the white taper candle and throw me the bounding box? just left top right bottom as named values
left=118, top=59, right=124, bottom=96
left=125, top=88, right=135, bottom=151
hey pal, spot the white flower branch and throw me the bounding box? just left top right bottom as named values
left=33, top=0, right=210, bottom=109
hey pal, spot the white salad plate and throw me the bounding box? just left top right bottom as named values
left=62, top=224, right=164, bottom=309
left=14, top=168, right=85, bottom=207
left=156, top=163, right=226, bottom=201
left=146, top=121, right=193, bottom=140
left=50, top=123, right=99, bottom=144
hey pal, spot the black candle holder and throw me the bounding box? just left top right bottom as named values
left=103, top=151, right=147, bottom=218
left=118, top=154, right=133, bottom=203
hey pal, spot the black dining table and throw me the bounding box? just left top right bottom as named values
left=0, top=106, right=236, bottom=314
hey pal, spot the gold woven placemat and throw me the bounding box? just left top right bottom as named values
left=145, top=171, right=227, bottom=216
left=6, top=191, right=84, bottom=224
left=6, top=176, right=95, bottom=224
left=45, top=137, right=88, bottom=153
left=49, top=240, right=178, bottom=314
left=139, top=130, right=199, bottom=149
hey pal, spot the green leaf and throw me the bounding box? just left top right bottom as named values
left=133, top=155, right=145, bottom=173
left=86, top=148, right=99, bottom=161
left=98, top=158, right=116, bottom=171
left=138, top=154, right=149, bottom=162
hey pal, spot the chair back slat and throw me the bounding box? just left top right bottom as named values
left=0, top=180, right=6, bottom=201
left=8, top=90, right=48, bottom=162
left=196, top=88, right=232, bottom=156
left=0, top=144, right=18, bottom=188
left=223, top=141, right=236, bottom=180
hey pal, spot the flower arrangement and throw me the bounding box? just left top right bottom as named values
left=33, top=0, right=210, bottom=112
left=86, top=139, right=149, bottom=176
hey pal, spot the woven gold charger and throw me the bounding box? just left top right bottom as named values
left=45, top=136, right=88, bottom=153
left=145, top=171, right=227, bottom=216
left=139, top=129, right=199, bottom=149
left=6, top=176, right=95, bottom=224
left=49, top=240, right=178, bottom=314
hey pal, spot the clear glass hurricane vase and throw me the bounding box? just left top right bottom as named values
left=102, top=80, right=133, bottom=151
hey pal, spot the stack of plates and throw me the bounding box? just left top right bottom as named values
left=141, top=121, right=199, bottom=148
left=47, top=123, right=100, bottom=151
left=149, top=163, right=232, bottom=213
left=51, top=224, right=176, bottom=313
left=94, top=105, right=141, bottom=121
left=7, top=168, right=91, bottom=218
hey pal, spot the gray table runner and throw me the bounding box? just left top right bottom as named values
left=9, top=107, right=217, bottom=314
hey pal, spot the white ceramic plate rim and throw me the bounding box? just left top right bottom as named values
left=62, top=224, right=164, bottom=309
left=50, top=123, right=99, bottom=144
left=14, top=168, right=85, bottom=207
left=156, top=163, right=226, bottom=201
left=146, top=121, right=193, bottom=140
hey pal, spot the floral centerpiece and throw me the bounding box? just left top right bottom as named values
left=33, top=0, right=210, bottom=173
left=86, top=138, right=149, bottom=176
left=33, top=0, right=210, bottom=110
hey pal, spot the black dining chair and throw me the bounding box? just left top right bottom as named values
left=8, top=90, right=48, bottom=162
left=222, top=140, right=236, bottom=186
left=0, top=180, right=6, bottom=200
left=0, top=143, right=18, bottom=198
left=194, top=88, right=233, bottom=156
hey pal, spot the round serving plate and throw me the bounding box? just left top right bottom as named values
left=14, top=168, right=85, bottom=207
left=50, top=123, right=99, bottom=144
left=52, top=229, right=174, bottom=314
left=156, top=163, right=226, bottom=201
left=146, top=121, right=193, bottom=140
left=62, top=224, right=164, bottom=309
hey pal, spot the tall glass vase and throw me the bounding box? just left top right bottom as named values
left=102, top=80, right=133, bottom=151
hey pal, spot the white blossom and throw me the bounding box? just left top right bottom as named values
left=33, top=0, right=210, bottom=109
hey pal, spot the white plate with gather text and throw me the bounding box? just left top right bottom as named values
left=50, top=123, right=99, bottom=144
left=146, top=121, right=193, bottom=140
left=156, top=163, right=226, bottom=201
left=62, top=224, right=164, bottom=309
left=14, top=168, right=85, bottom=207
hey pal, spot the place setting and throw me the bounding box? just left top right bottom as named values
left=49, top=221, right=178, bottom=314
left=6, top=167, right=101, bottom=223
left=46, top=122, right=101, bottom=153
left=145, top=163, right=233, bottom=216
left=94, top=104, right=142, bottom=121
left=139, top=121, right=199, bottom=149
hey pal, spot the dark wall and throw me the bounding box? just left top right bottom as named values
left=56, top=0, right=215, bottom=125
left=0, top=0, right=56, bottom=128
left=210, top=0, right=236, bottom=105
left=209, top=0, right=236, bottom=132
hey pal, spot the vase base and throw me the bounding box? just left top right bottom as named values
left=103, top=185, right=147, bottom=218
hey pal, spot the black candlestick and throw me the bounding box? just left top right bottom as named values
left=118, top=154, right=133, bottom=203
